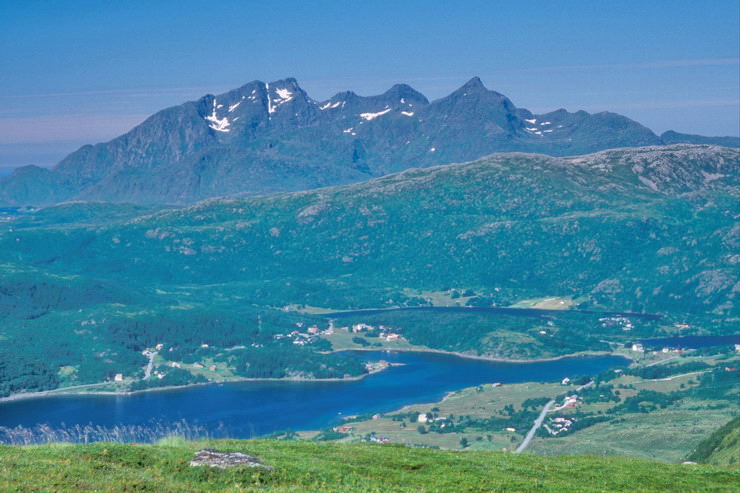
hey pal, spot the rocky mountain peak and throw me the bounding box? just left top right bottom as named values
left=460, top=76, right=486, bottom=90
left=380, top=84, right=429, bottom=105
left=0, top=76, right=736, bottom=207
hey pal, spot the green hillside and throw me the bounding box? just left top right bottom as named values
left=3, top=145, right=737, bottom=316
left=688, top=416, right=740, bottom=467
left=0, top=440, right=737, bottom=492
left=0, top=145, right=737, bottom=396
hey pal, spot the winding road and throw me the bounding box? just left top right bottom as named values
left=143, top=351, right=157, bottom=380
left=515, top=379, right=594, bottom=453
left=514, top=399, right=555, bottom=453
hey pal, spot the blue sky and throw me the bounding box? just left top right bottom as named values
left=0, top=0, right=738, bottom=169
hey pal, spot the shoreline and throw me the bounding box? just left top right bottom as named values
left=0, top=347, right=632, bottom=405
left=0, top=361, right=398, bottom=404
left=332, top=345, right=629, bottom=364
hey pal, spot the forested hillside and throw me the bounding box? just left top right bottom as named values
left=0, top=145, right=737, bottom=395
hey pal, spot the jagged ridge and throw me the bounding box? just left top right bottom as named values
left=0, top=77, right=737, bottom=206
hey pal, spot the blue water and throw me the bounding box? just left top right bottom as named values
left=0, top=351, right=627, bottom=438
left=640, top=334, right=740, bottom=349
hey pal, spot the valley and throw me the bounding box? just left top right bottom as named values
left=0, top=145, right=736, bottom=469
left=3, top=3, right=738, bottom=490
left=0, top=145, right=737, bottom=400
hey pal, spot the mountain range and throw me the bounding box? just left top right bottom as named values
left=1, top=77, right=737, bottom=206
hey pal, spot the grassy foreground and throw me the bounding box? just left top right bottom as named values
left=0, top=439, right=737, bottom=492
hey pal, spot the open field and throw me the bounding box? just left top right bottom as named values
left=508, top=297, right=577, bottom=310
left=527, top=404, right=738, bottom=462
left=315, top=350, right=739, bottom=463
left=321, top=328, right=429, bottom=352
left=328, top=381, right=566, bottom=452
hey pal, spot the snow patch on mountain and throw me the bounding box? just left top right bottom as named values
left=320, top=101, right=342, bottom=110
left=267, top=87, right=294, bottom=114
left=266, top=83, right=273, bottom=115
left=360, top=108, right=392, bottom=121
left=275, top=88, right=293, bottom=100
left=205, top=99, right=231, bottom=132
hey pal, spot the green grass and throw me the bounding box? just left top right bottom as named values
left=687, top=416, right=740, bottom=467
left=322, top=328, right=429, bottom=352
left=0, top=440, right=737, bottom=492
left=527, top=405, right=738, bottom=463
left=702, top=425, right=739, bottom=467
left=336, top=382, right=564, bottom=451
left=508, top=297, right=576, bottom=310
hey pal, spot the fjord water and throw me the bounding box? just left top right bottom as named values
left=639, top=334, right=740, bottom=349
left=0, top=351, right=627, bottom=440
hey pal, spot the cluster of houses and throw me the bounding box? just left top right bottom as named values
left=271, top=321, right=404, bottom=345
left=417, top=413, right=451, bottom=429
left=274, top=323, right=333, bottom=346
left=631, top=343, right=684, bottom=355
left=351, top=323, right=403, bottom=342
left=543, top=416, right=576, bottom=436
left=367, top=435, right=392, bottom=443
left=168, top=361, right=216, bottom=372
left=599, top=316, right=634, bottom=331
left=553, top=395, right=579, bottom=411
left=331, top=426, right=393, bottom=443
left=334, top=427, right=395, bottom=444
